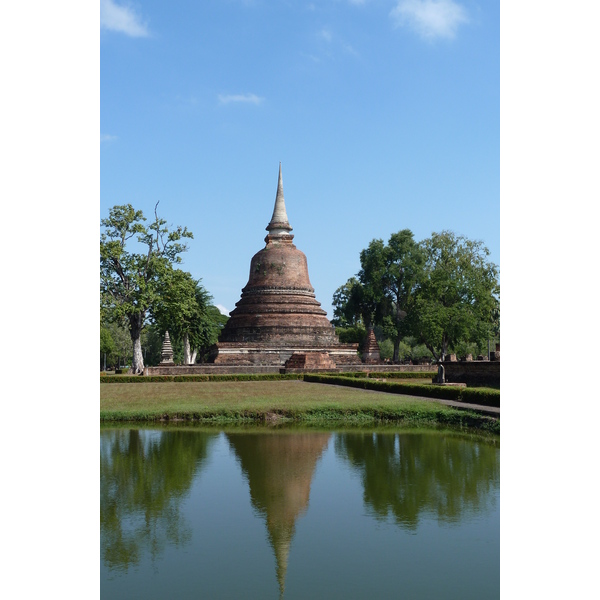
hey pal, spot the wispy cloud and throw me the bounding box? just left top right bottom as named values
left=100, top=133, right=118, bottom=143
left=390, top=0, right=468, bottom=41
left=100, top=0, right=150, bottom=38
left=218, top=93, right=264, bottom=105
left=312, top=27, right=361, bottom=61
left=216, top=304, right=230, bottom=316
left=319, top=28, right=333, bottom=43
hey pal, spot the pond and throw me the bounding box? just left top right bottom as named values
left=100, top=425, right=499, bottom=599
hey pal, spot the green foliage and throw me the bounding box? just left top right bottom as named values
left=459, top=388, right=500, bottom=407
left=303, top=374, right=500, bottom=407
left=334, top=324, right=367, bottom=347
left=367, top=372, right=437, bottom=379
left=451, top=341, right=480, bottom=360
left=101, top=319, right=133, bottom=369
left=357, top=231, right=425, bottom=362
left=331, top=277, right=367, bottom=327
left=100, top=203, right=193, bottom=373
left=396, top=341, right=412, bottom=361
left=100, top=325, right=116, bottom=368
left=151, top=269, right=219, bottom=363
left=410, top=344, right=434, bottom=363
left=378, top=339, right=394, bottom=360
left=100, top=373, right=305, bottom=383
left=334, top=230, right=499, bottom=365
left=409, top=231, right=499, bottom=361
left=141, top=324, right=163, bottom=366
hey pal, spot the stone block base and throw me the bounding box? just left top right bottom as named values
left=284, top=352, right=336, bottom=370
left=210, top=342, right=360, bottom=367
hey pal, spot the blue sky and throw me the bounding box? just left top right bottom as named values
left=100, top=0, right=499, bottom=317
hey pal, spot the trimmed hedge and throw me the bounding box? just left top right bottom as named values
left=303, top=374, right=500, bottom=407
left=367, top=371, right=437, bottom=379
left=100, top=373, right=305, bottom=384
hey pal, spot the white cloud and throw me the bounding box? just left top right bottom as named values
left=216, top=304, right=230, bottom=316
left=100, top=0, right=149, bottom=38
left=218, top=93, right=264, bottom=105
left=100, top=133, right=118, bottom=143
left=319, top=28, right=333, bottom=43
left=390, top=0, right=468, bottom=41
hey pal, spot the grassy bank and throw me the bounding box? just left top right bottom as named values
left=100, top=380, right=499, bottom=433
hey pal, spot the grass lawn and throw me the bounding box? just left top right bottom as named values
left=100, top=380, right=499, bottom=432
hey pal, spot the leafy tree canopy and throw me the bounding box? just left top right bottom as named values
left=333, top=229, right=499, bottom=363
left=357, top=230, right=425, bottom=361
left=100, top=203, right=193, bottom=373
left=151, top=269, right=221, bottom=364
left=408, top=231, right=499, bottom=361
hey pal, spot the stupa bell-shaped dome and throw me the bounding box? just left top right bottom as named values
left=217, top=165, right=338, bottom=346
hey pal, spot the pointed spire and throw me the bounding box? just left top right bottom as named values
left=266, top=163, right=293, bottom=235
left=267, top=520, right=293, bottom=600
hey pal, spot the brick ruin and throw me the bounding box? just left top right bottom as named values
left=209, top=164, right=360, bottom=368
left=361, top=327, right=382, bottom=364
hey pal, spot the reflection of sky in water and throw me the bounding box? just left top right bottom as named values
left=101, top=429, right=499, bottom=600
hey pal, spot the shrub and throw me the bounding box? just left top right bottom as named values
left=304, top=374, right=499, bottom=405
left=410, top=344, right=434, bottom=362
left=378, top=339, right=394, bottom=361
left=368, top=371, right=437, bottom=379
left=100, top=373, right=305, bottom=383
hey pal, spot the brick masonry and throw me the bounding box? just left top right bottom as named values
left=442, top=361, right=500, bottom=386
left=144, top=363, right=436, bottom=376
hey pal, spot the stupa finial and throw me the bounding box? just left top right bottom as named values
left=266, top=163, right=293, bottom=236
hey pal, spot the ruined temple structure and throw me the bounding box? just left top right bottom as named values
left=159, top=331, right=175, bottom=365
left=361, top=327, right=382, bottom=365
left=209, top=165, right=360, bottom=367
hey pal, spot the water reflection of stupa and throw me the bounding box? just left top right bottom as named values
left=226, top=432, right=330, bottom=598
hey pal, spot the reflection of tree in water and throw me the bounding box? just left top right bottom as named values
left=100, top=429, right=216, bottom=571
left=335, top=433, right=499, bottom=530
left=226, top=432, right=330, bottom=599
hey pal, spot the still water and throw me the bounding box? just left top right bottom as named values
left=100, top=425, right=499, bottom=599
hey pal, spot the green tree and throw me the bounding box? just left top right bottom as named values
left=409, top=231, right=499, bottom=362
left=139, top=323, right=165, bottom=366
left=100, top=325, right=116, bottom=370
left=378, top=338, right=394, bottom=361
left=332, top=275, right=382, bottom=331
left=101, top=319, right=132, bottom=369
left=151, top=269, right=222, bottom=364
left=100, top=204, right=193, bottom=373
left=355, top=230, right=424, bottom=362
left=332, top=277, right=364, bottom=327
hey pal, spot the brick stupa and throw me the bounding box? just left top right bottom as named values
left=210, top=165, right=359, bottom=367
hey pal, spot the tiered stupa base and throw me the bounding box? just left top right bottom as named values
left=211, top=343, right=359, bottom=367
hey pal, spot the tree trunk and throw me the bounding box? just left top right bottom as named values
left=129, top=313, right=145, bottom=374
left=440, top=335, right=448, bottom=363
left=393, top=333, right=400, bottom=363
left=183, top=332, right=192, bottom=365
left=190, top=349, right=198, bottom=364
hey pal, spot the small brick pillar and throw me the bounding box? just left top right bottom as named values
left=361, top=327, right=381, bottom=364
left=160, top=331, right=175, bottom=365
